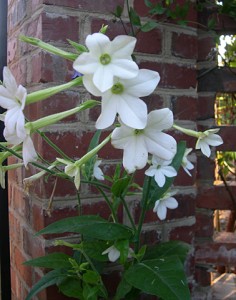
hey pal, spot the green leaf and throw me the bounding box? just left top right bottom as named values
left=113, top=5, right=123, bottom=18
left=129, top=7, right=141, bottom=26
left=124, top=256, right=191, bottom=300
left=115, top=239, right=130, bottom=264
left=24, top=253, right=72, bottom=269
left=67, top=39, right=88, bottom=53
left=150, top=4, right=166, bottom=15
left=37, top=215, right=133, bottom=241
left=25, top=269, right=66, bottom=300
left=83, top=270, right=100, bottom=284
left=58, top=277, right=83, bottom=299
left=111, top=177, right=130, bottom=197
left=83, top=283, right=99, bottom=300
left=144, top=241, right=191, bottom=264
left=141, top=21, right=157, bottom=32
left=82, top=241, right=108, bottom=262
left=144, top=0, right=153, bottom=8
left=114, top=277, right=132, bottom=300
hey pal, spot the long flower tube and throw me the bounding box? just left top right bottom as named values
left=20, top=35, right=78, bottom=61
left=25, top=100, right=99, bottom=133
left=26, top=76, right=83, bottom=105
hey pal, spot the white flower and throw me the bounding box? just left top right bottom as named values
left=153, top=191, right=178, bottom=220
left=111, top=109, right=177, bottom=173
left=102, top=245, right=120, bottom=262
left=182, top=148, right=194, bottom=176
left=64, top=163, right=81, bottom=190
left=73, top=33, right=138, bottom=92
left=102, top=245, right=133, bottom=262
left=83, top=69, right=160, bottom=129
left=195, top=129, right=223, bottom=157
left=0, top=67, right=37, bottom=166
left=145, top=156, right=177, bottom=187
left=93, top=160, right=104, bottom=180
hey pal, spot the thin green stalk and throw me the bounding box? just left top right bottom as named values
left=126, top=0, right=136, bottom=37
left=81, top=179, right=111, bottom=191
left=120, top=195, right=136, bottom=232
left=135, top=177, right=152, bottom=252
left=96, top=186, right=118, bottom=223
left=36, top=129, right=72, bottom=161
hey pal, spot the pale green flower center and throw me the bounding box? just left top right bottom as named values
left=134, top=129, right=144, bottom=135
left=99, top=53, right=111, bottom=65
left=111, top=83, right=124, bottom=94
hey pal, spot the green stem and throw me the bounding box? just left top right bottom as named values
left=120, top=195, right=136, bottom=232
left=36, top=129, right=72, bottom=161
left=135, top=177, right=152, bottom=253
left=126, top=0, right=136, bottom=37
left=96, top=186, right=118, bottom=223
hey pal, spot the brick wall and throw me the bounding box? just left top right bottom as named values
left=7, top=0, right=230, bottom=299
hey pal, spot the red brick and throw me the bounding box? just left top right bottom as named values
left=169, top=224, right=195, bottom=244
left=91, top=18, right=128, bottom=39
left=171, top=96, right=197, bottom=120
left=195, top=211, right=214, bottom=238
left=43, top=0, right=124, bottom=12
left=42, top=12, right=79, bottom=42
left=196, top=155, right=215, bottom=182
left=22, top=227, right=45, bottom=258
left=139, top=61, right=196, bottom=89
left=196, top=232, right=236, bottom=266
left=196, top=183, right=236, bottom=210
left=217, top=126, right=236, bottom=152
left=172, top=33, right=197, bottom=59
left=198, top=36, right=216, bottom=61
left=197, top=95, right=215, bottom=120
left=194, top=266, right=211, bottom=286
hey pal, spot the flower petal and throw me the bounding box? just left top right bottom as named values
left=86, top=32, right=110, bottom=56
left=0, top=86, right=17, bottom=109
left=3, top=67, right=18, bottom=95
left=15, top=85, right=27, bottom=109
left=147, top=108, right=174, bottom=131
left=205, top=134, right=223, bottom=146
left=124, top=69, right=160, bottom=97
left=108, top=35, right=137, bottom=58
left=22, top=135, right=38, bottom=167
left=82, top=74, right=102, bottom=97
left=117, top=94, right=147, bottom=129
left=73, top=53, right=98, bottom=74
left=110, top=59, right=139, bottom=79
left=162, top=166, right=177, bottom=177
left=111, top=126, right=134, bottom=149
left=122, top=137, right=148, bottom=173
left=154, top=170, right=166, bottom=187
left=93, top=65, right=114, bottom=92
left=164, top=197, right=178, bottom=209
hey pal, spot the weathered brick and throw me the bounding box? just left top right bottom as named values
left=140, top=61, right=196, bottom=89
left=171, top=96, right=198, bottom=120
left=172, top=33, right=197, bottom=59
left=195, top=211, right=214, bottom=238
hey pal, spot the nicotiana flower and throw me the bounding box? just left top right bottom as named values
left=0, top=67, right=37, bottom=166
left=93, top=160, right=104, bottom=180
left=83, top=69, right=160, bottom=129
left=111, top=108, right=177, bottom=173
left=64, top=162, right=81, bottom=190
left=153, top=191, right=178, bottom=220
left=195, top=129, right=223, bottom=157
left=145, top=156, right=177, bottom=187
left=182, top=148, right=194, bottom=176
left=102, top=245, right=133, bottom=262
left=73, top=32, right=139, bottom=92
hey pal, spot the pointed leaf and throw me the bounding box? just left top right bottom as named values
left=24, top=253, right=72, bottom=269
left=58, top=277, right=83, bottom=299
left=124, top=256, right=191, bottom=300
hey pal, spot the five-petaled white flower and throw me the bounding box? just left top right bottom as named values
left=111, top=108, right=177, bottom=173
left=182, top=148, right=194, bottom=176
left=195, top=129, right=223, bottom=157
left=83, top=69, right=160, bottom=129
left=0, top=67, right=37, bottom=166
left=73, top=33, right=139, bottom=93
left=64, top=163, right=81, bottom=190
left=93, top=160, right=104, bottom=180
left=145, top=156, right=177, bottom=187
left=153, top=191, right=178, bottom=220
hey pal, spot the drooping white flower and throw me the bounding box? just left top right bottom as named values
left=102, top=245, right=133, bottom=262
left=195, top=129, right=223, bottom=157
left=153, top=191, right=178, bottom=220
left=0, top=67, right=37, bottom=166
left=102, top=245, right=120, bottom=262
left=111, top=109, right=177, bottom=173
left=73, top=33, right=139, bottom=92
left=64, top=162, right=81, bottom=190
left=93, top=160, right=104, bottom=180
left=83, top=69, right=160, bottom=129
left=182, top=148, right=194, bottom=176
left=145, top=156, right=177, bottom=187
